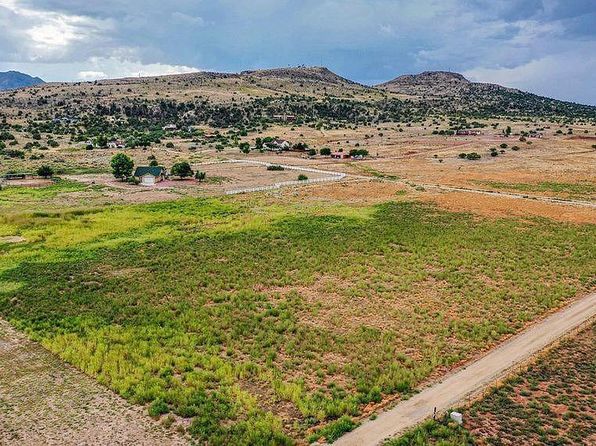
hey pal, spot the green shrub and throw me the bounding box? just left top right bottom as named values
left=308, top=416, right=357, bottom=443
left=148, top=398, right=169, bottom=417
left=171, top=161, right=193, bottom=178
left=36, top=165, right=54, bottom=178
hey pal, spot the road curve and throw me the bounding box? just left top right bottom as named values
left=334, top=292, right=596, bottom=446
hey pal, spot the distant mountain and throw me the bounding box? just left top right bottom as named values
left=378, top=71, right=514, bottom=97
left=377, top=71, right=596, bottom=118
left=0, top=71, right=45, bottom=91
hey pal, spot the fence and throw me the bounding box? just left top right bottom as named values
left=226, top=174, right=345, bottom=195
left=193, top=159, right=346, bottom=195
left=195, top=159, right=346, bottom=178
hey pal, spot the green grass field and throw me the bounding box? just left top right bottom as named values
left=0, top=185, right=594, bottom=444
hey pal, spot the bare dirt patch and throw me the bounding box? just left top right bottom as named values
left=0, top=179, right=53, bottom=188
left=422, top=190, right=596, bottom=224
left=0, top=236, right=26, bottom=244
left=293, top=179, right=409, bottom=205
left=0, top=319, right=187, bottom=446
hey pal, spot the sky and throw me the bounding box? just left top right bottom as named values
left=1, top=0, right=595, bottom=104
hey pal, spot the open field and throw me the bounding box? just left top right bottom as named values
left=388, top=322, right=595, bottom=446
left=2, top=117, right=594, bottom=204
left=1, top=179, right=595, bottom=444
left=1, top=66, right=595, bottom=444
left=464, top=323, right=595, bottom=445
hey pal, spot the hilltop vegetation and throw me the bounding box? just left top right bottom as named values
left=379, top=71, right=596, bottom=119
left=1, top=68, right=593, bottom=140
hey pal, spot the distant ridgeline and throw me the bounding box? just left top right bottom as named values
left=0, top=71, right=45, bottom=91
left=0, top=67, right=594, bottom=132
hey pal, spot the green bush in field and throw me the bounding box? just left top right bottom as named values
left=36, top=165, right=54, bottom=179
left=171, top=161, right=193, bottom=178
left=148, top=398, right=169, bottom=417
left=308, top=416, right=358, bottom=443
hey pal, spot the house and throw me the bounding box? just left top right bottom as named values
left=133, top=166, right=166, bottom=186
left=265, top=139, right=291, bottom=152
left=331, top=152, right=350, bottom=159
left=107, top=140, right=125, bottom=149
left=162, top=124, right=177, bottom=132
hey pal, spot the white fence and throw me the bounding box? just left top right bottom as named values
left=196, top=159, right=345, bottom=177
left=193, top=159, right=346, bottom=195
left=226, top=174, right=345, bottom=195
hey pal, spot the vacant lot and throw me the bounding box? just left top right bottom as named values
left=1, top=181, right=594, bottom=444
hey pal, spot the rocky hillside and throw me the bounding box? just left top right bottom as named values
left=378, top=71, right=595, bottom=118
left=0, top=71, right=44, bottom=91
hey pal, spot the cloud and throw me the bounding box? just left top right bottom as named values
left=76, top=57, right=201, bottom=80
left=171, top=11, right=205, bottom=26
left=463, top=45, right=596, bottom=105
left=0, top=0, right=114, bottom=61
left=77, top=70, right=108, bottom=80
left=0, top=0, right=594, bottom=104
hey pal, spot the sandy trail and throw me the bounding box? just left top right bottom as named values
left=334, top=292, right=596, bottom=446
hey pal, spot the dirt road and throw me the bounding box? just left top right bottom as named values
left=334, top=292, right=596, bottom=446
